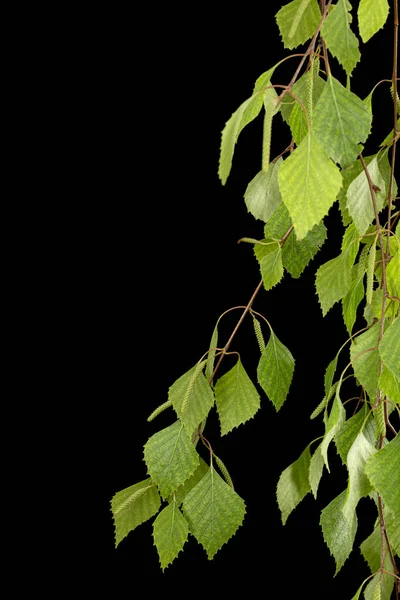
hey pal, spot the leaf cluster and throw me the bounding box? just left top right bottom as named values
left=111, top=1, right=399, bottom=595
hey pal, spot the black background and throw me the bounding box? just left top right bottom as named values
left=68, top=2, right=397, bottom=598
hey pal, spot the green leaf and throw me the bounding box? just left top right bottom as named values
left=263, top=203, right=327, bottom=278
left=278, top=131, right=342, bottom=240
left=342, top=432, right=376, bottom=522
left=360, top=523, right=382, bottom=572
left=365, top=434, right=400, bottom=520
left=275, top=0, right=321, bottom=50
left=342, top=263, right=366, bottom=334
left=169, top=363, right=215, bottom=434
left=335, top=407, right=368, bottom=464
left=346, top=156, right=386, bottom=235
left=358, top=0, right=389, bottom=43
left=320, top=489, right=358, bottom=575
left=350, top=322, right=381, bottom=400
left=282, top=220, right=327, bottom=278
left=257, top=327, right=295, bottom=411
left=377, top=147, right=398, bottom=203
left=324, top=354, right=339, bottom=399
left=316, top=224, right=360, bottom=315
left=218, top=67, right=277, bottom=185
left=168, top=457, right=209, bottom=506
left=321, top=0, right=360, bottom=77
left=276, top=445, right=311, bottom=524
left=379, top=317, right=400, bottom=379
left=289, top=101, right=309, bottom=146
left=215, top=357, right=261, bottom=435
left=144, top=421, right=200, bottom=499
left=153, top=499, right=189, bottom=570
left=309, top=443, right=325, bottom=498
left=263, top=201, right=292, bottom=238
left=321, top=393, right=346, bottom=471
left=111, top=478, right=161, bottom=547
left=313, top=75, right=372, bottom=167
left=380, top=118, right=400, bottom=147
left=350, top=581, right=367, bottom=600
left=182, top=466, right=246, bottom=559
left=386, top=248, right=400, bottom=299
left=379, top=366, right=400, bottom=405
left=257, top=243, right=284, bottom=290
left=338, top=157, right=366, bottom=225
left=244, top=159, right=283, bottom=223
left=386, top=508, right=400, bottom=556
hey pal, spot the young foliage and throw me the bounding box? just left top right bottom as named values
left=168, top=362, right=215, bottom=434
left=111, top=479, right=161, bottom=547
left=342, top=432, right=376, bottom=522
left=365, top=435, right=400, bottom=520
left=276, top=444, right=312, bottom=524
left=350, top=322, right=381, bottom=400
left=244, top=158, right=283, bottom=223
left=313, top=75, right=371, bottom=167
left=347, top=156, right=386, bottom=235
left=143, top=421, right=200, bottom=499
left=153, top=499, right=189, bottom=571
left=276, top=0, right=321, bottom=49
left=379, top=316, right=400, bottom=379
left=358, top=0, right=390, bottom=42
left=182, top=464, right=246, bottom=559
left=111, top=1, right=399, bottom=592
left=320, top=489, right=358, bottom=575
left=218, top=67, right=278, bottom=185
left=277, top=131, right=342, bottom=240
left=257, top=325, right=295, bottom=410
left=320, top=0, right=360, bottom=76
left=214, top=357, right=261, bottom=435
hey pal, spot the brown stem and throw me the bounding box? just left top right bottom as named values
left=208, top=224, right=295, bottom=386
left=281, top=224, right=294, bottom=246
left=378, top=494, right=387, bottom=577
left=208, top=280, right=263, bottom=385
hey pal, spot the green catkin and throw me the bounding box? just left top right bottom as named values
left=366, top=240, right=377, bottom=304
left=374, top=398, right=386, bottom=439
left=373, top=580, right=381, bottom=600
left=390, top=83, right=400, bottom=116
left=252, top=316, right=266, bottom=352
left=262, top=102, right=274, bottom=172
left=306, top=58, right=315, bottom=127
left=214, top=454, right=234, bottom=489
left=181, top=361, right=205, bottom=414
left=147, top=400, right=173, bottom=422
left=114, top=485, right=153, bottom=517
